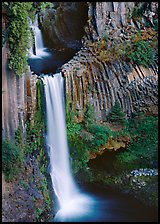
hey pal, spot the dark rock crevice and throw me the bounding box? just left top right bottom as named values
left=40, top=2, right=88, bottom=49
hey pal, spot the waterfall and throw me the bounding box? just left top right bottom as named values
left=29, top=15, right=50, bottom=58
left=43, top=73, right=93, bottom=221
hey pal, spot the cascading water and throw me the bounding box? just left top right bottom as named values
left=28, top=15, right=77, bottom=74
left=43, top=74, right=94, bottom=221
left=29, top=15, right=50, bottom=58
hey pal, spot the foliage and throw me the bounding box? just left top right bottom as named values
left=128, top=40, right=155, bottom=68
left=88, top=124, right=112, bottom=148
left=35, top=208, right=44, bottom=222
left=25, top=80, right=45, bottom=156
left=15, top=126, right=24, bottom=149
left=153, top=19, right=158, bottom=31
left=128, top=2, right=149, bottom=20
left=114, top=115, right=158, bottom=172
left=66, top=99, right=82, bottom=141
left=2, top=2, right=9, bottom=8
left=2, top=139, right=24, bottom=181
left=66, top=101, right=114, bottom=175
left=83, top=104, right=96, bottom=129
left=6, top=2, right=53, bottom=76
left=2, top=30, right=8, bottom=47
left=108, top=101, right=126, bottom=125
left=8, top=2, right=33, bottom=76
left=35, top=2, right=54, bottom=12
left=130, top=3, right=144, bottom=19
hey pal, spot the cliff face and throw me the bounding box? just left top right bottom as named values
left=60, top=2, right=158, bottom=122
left=2, top=43, right=37, bottom=140
left=40, top=2, right=88, bottom=49
left=62, top=49, right=158, bottom=122
left=85, top=2, right=158, bottom=41
left=85, top=2, right=135, bottom=41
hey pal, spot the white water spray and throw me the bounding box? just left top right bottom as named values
left=43, top=74, right=93, bottom=221
left=29, top=15, right=50, bottom=58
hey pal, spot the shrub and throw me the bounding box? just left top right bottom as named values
left=2, top=139, right=24, bottom=181
left=88, top=124, right=112, bottom=148
left=128, top=40, right=155, bottom=67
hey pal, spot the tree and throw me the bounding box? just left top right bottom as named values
left=108, top=101, right=126, bottom=125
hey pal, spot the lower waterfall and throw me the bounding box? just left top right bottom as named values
left=43, top=73, right=93, bottom=221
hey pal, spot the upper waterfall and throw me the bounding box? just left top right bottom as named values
left=29, top=14, right=50, bottom=58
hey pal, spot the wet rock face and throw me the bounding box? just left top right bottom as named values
left=40, top=2, right=88, bottom=49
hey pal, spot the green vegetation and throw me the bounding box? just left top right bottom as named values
left=2, top=80, right=46, bottom=182
left=15, top=126, right=24, bottom=149
left=35, top=2, right=53, bottom=12
left=35, top=174, right=52, bottom=222
left=2, top=2, right=53, bottom=76
left=108, top=101, right=126, bottom=125
left=153, top=19, right=158, bottom=31
left=91, top=32, right=157, bottom=68
left=129, top=2, right=145, bottom=19
left=66, top=101, right=114, bottom=176
left=8, top=2, right=33, bottom=76
left=2, top=30, right=8, bottom=47
left=114, top=114, right=158, bottom=172
left=20, top=179, right=29, bottom=189
left=128, top=40, right=155, bottom=68
left=35, top=208, right=44, bottom=222
left=25, top=80, right=45, bottom=155
left=87, top=2, right=157, bottom=69
left=66, top=95, right=158, bottom=181
left=2, top=139, right=24, bottom=182
left=3, top=79, right=52, bottom=221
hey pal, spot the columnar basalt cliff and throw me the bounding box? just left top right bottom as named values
left=2, top=7, right=38, bottom=140
left=85, top=2, right=158, bottom=41
left=59, top=2, right=158, bottom=122
left=2, top=43, right=37, bottom=140
left=61, top=48, right=158, bottom=122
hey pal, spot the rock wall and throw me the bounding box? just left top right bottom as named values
left=2, top=43, right=38, bottom=140
left=61, top=2, right=158, bottom=122
left=85, top=2, right=158, bottom=41
left=39, top=2, right=88, bottom=49
left=85, top=2, right=134, bottom=41
left=62, top=48, right=158, bottom=122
